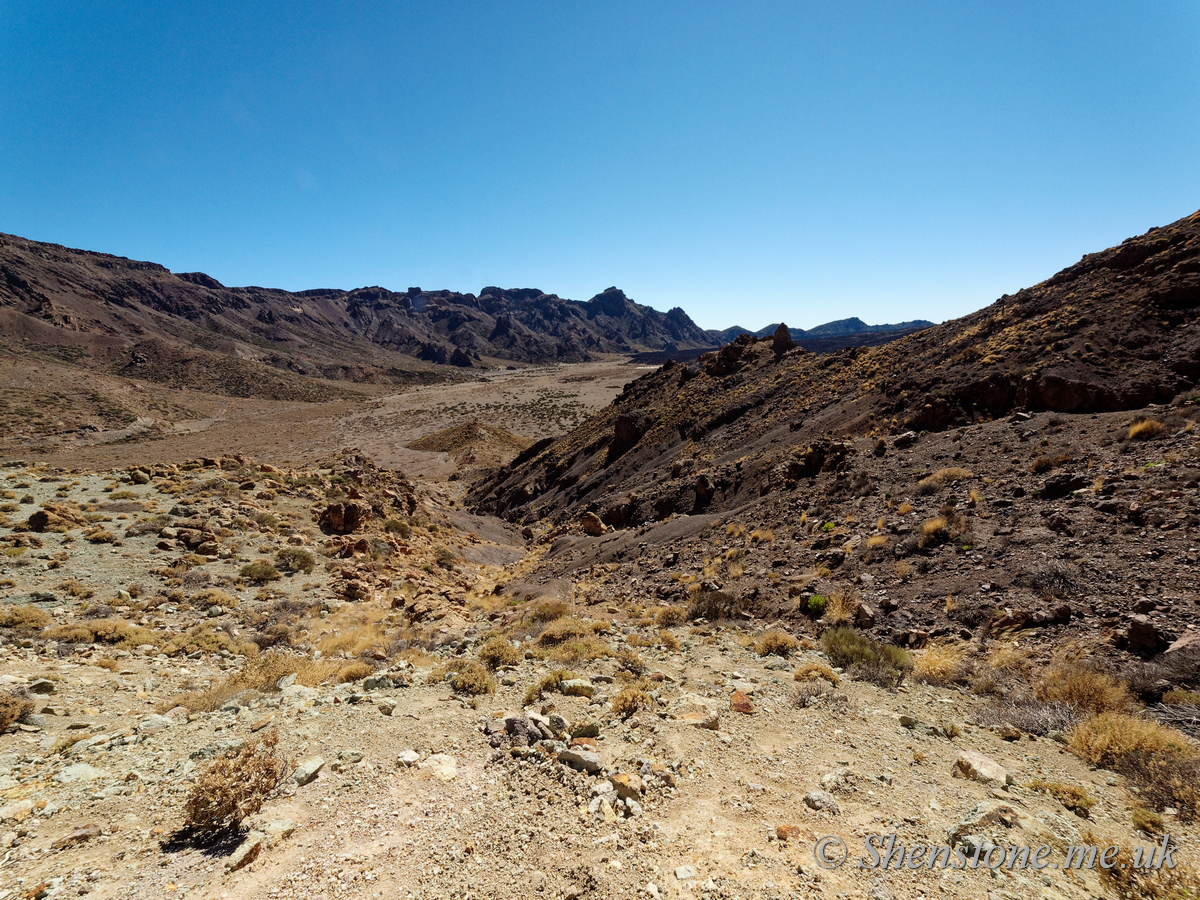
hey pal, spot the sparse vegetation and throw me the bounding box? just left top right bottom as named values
left=274, top=547, right=316, bottom=575
left=611, top=685, right=652, bottom=718
left=182, top=731, right=286, bottom=834
left=754, top=629, right=799, bottom=657
left=793, top=661, right=839, bottom=685
left=820, top=627, right=910, bottom=689
left=1035, top=662, right=1131, bottom=716
left=0, top=692, right=33, bottom=729
left=912, top=642, right=969, bottom=685
left=240, top=560, right=281, bottom=583
left=1128, top=418, right=1166, bottom=440
left=0, top=604, right=50, bottom=634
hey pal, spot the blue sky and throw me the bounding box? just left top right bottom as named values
left=2, top=2, right=1198, bottom=331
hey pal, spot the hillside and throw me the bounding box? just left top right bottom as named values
left=0, top=234, right=712, bottom=391
left=473, top=209, right=1200, bottom=528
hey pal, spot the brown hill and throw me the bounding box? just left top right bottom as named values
left=0, top=233, right=713, bottom=396
left=471, top=208, right=1200, bottom=526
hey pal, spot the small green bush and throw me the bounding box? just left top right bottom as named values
left=805, top=595, right=827, bottom=617
left=820, top=627, right=911, bottom=689
left=274, top=547, right=315, bottom=575
left=240, top=561, right=281, bottom=583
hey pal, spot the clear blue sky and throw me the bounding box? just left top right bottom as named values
left=3, top=2, right=1198, bottom=331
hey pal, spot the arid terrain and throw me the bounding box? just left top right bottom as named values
left=1, top=213, right=1200, bottom=900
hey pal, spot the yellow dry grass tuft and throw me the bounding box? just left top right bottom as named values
left=1035, top=662, right=1132, bottom=716
left=1068, top=712, right=1194, bottom=768
left=912, top=642, right=970, bottom=685
left=1128, top=418, right=1166, bottom=441
left=793, top=661, right=839, bottom=685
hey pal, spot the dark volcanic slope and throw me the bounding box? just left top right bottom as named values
left=472, top=209, right=1200, bottom=526
left=0, top=234, right=712, bottom=392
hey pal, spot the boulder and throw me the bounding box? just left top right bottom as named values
left=951, top=750, right=1009, bottom=786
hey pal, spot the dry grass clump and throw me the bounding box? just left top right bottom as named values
left=912, top=641, right=971, bottom=685
left=1069, top=712, right=1194, bottom=768
left=535, top=619, right=592, bottom=647
left=522, top=669, right=575, bottom=707
left=823, top=589, right=860, bottom=626
left=656, top=605, right=687, bottom=628
left=84, top=528, right=118, bottom=544
left=611, top=685, right=652, bottom=718
left=0, top=692, right=33, bottom=729
left=686, top=589, right=740, bottom=621
left=1128, top=418, right=1166, bottom=441
left=477, top=635, right=521, bottom=670
left=657, top=628, right=679, bottom=652
left=754, top=629, right=800, bottom=657
left=918, top=516, right=948, bottom=548
left=748, top=529, right=774, bottom=543
left=528, top=601, right=570, bottom=623
left=615, top=647, right=645, bottom=676
left=987, top=642, right=1033, bottom=675
left=544, top=635, right=611, bottom=664
left=336, top=661, right=374, bottom=684
left=46, top=617, right=163, bottom=649
left=917, top=467, right=973, bottom=493
left=426, top=659, right=494, bottom=696
left=191, top=587, right=238, bottom=608
left=1035, top=662, right=1132, bottom=716
left=164, top=652, right=344, bottom=712
left=1131, top=806, right=1164, bottom=834
left=794, top=661, right=839, bottom=686
left=315, top=622, right=390, bottom=660
left=0, top=604, right=50, bottom=635
left=162, top=625, right=258, bottom=658
left=1084, top=828, right=1200, bottom=899
left=182, top=731, right=286, bottom=834
left=1027, top=779, right=1094, bottom=815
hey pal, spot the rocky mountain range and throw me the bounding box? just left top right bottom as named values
left=705, top=316, right=934, bottom=345
left=0, top=232, right=933, bottom=401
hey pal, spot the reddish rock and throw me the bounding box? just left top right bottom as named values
left=730, top=690, right=754, bottom=714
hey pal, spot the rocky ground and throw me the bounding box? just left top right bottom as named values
left=0, top=413, right=1198, bottom=899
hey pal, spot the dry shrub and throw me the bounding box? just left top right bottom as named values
left=656, top=606, right=687, bottom=628
left=820, top=627, right=910, bottom=689
left=530, top=601, right=570, bottom=623
left=917, top=467, right=973, bottom=493
left=793, top=681, right=835, bottom=708
left=239, top=560, right=281, bottom=583
left=755, top=629, right=800, bottom=657
left=749, top=529, right=775, bottom=543
left=1131, top=806, right=1164, bottom=835
left=974, top=695, right=1081, bottom=735
left=657, top=629, right=679, bottom=652
left=0, top=604, right=50, bottom=635
left=535, top=619, right=591, bottom=647
left=1083, top=828, right=1200, bottom=900
left=46, top=618, right=163, bottom=650
left=1035, top=662, right=1131, bottom=716
left=191, top=587, right=238, bottom=608
left=427, top=659, right=494, bottom=696
left=1069, top=712, right=1194, bottom=768
left=1129, top=418, right=1166, bottom=441
left=0, top=693, right=33, bottom=729
left=823, top=589, right=860, bottom=626
left=616, top=647, right=646, bottom=675
left=687, top=589, right=739, bottom=622
left=274, top=547, right=315, bottom=575
left=522, top=669, right=575, bottom=707
left=912, top=642, right=970, bottom=685
left=1027, top=778, right=1094, bottom=815
left=794, top=661, right=839, bottom=686
left=84, top=528, right=118, bottom=544
left=477, top=635, right=521, bottom=670
left=182, top=731, right=286, bottom=834
left=337, top=661, right=374, bottom=683
left=987, top=642, right=1033, bottom=675
left=163, top=625, right=257, bottom=658
left=611, top=685, right=651, bottom=718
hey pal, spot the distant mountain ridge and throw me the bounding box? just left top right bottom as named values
left=0, top=233, right=717, bottom=395
left=706, top=316, right=934, bottom=344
